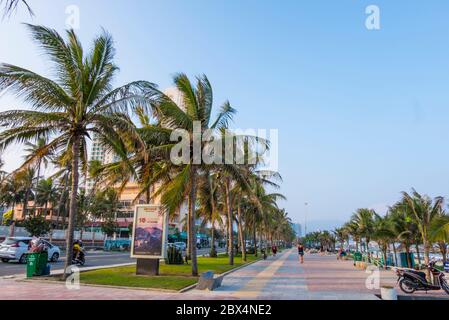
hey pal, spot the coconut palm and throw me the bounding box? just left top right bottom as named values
left=350, top=208, right=376, bottom=260
left=14, top=167, right=36, bottom=218
left=372, top=213, right=395, bottom=269
left=23, top=137, right=53, bottom=211
left=1, top=0, right=32, bottom=17
left=150, top=73, right=243, bottom=276
left=35, top=178, right=58, bottom=217
left=197, top=172, right=223, bottom=257
left=0, top=174, right=24, bottom=236
left=334, top=227, right=349, bottom=250
left=343, top=220, right=361, bottom=252
left=388, top=201, right=418, bottom=268
left=402, top=189, right=444, bottom=278
left=0, top=24, right=153, bottom=278
left=430, top=214, right=449, bottom=263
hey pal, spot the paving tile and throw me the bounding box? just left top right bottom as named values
left=1, top=249, right=445, bottom=300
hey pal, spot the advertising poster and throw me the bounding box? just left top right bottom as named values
left=131, top=205, right=168, bottom=259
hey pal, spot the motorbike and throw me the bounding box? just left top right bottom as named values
left=396, top=261, right=449, bottom=295
left=72, top=247, right=86, bottom=266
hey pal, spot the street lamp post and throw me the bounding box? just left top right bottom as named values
left=304, top=202, right=308, bottom=237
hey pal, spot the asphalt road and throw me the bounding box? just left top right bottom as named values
left=0, top=247, right=225, bottom=277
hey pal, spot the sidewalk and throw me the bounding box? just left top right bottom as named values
left=184, top=249, right=381, bottom=300
left=0, top=249, right=446, bottom=300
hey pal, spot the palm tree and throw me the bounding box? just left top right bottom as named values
left=1, top=0, right=33, bottom=17
left=430, top=214, right=449, bottom=263
left=343, top=221, right=361, bottom=252
left=0, top=175, right=24, bottom=236
left=0, top=24, right=152, bottom=278
left=14, top=167, right=36, bottom=218
left=402, top=189, right=444, bottom=278
left=389, top=201, right=418, bottom=268
left=49, top=153, right=72, bottom=230
left=334, top=227, right=349, bottom=250
left=36, top=178, right=58, bottom=217
left=87, top=160, right=103, bottom=195
left=372, top=213, right=395, bottom=269
left=151, top=74, right=239, bottom=276
left=350, top=208, right=376, bottom=261
left=23, top=137, right=53, bottom=211
left=197, top=172, right=223, bottom=258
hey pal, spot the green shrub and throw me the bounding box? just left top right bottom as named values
left=23, top=216, right=51, bottom=237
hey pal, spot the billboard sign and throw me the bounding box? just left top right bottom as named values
left=131, top=205, right=168, bottom=259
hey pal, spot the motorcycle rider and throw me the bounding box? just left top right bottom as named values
left=72, top=240, right=80, bottom=260
left=72, top=240, right=85, bottom=263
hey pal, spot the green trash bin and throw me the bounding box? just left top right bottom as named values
left=26, top=253, right=39, bottom=278
left=26, top=252, right=48, bottom=278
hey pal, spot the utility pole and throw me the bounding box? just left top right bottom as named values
left=304, top=202, right=308, bottom=237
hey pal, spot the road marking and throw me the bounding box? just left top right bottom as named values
left=232, top=250, right=292, bottom=299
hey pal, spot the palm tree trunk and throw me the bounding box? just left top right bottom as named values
left=423, top=239, right=431, bottom=279
left=392, top=243, right=398, bottom=266
left=415, top=243, right=421, bottom=267
left=9, top=220, right=15, bottom=237
left=253, top=220, right=257, bottom=257
left=224, top=178, right=234, bottom=265
left=57, top=172, right=69, bottom=230
left=189, top=169, right=198, bottom=276
left=23, top=190, right=29, bottom=219
left=237, top=200, right=246, bottom=261
left=405, top=244, right=412, bottom=268
left=33, top=160, right=41, bottom=212
left=383, top=246, right=388, bottom=269
left=186, top=214, right=190, bottom=261
left=366, top=238, right=371, bottom=262
left=210, top=222, right=216, bottom=257
left=63, top=135, right=80, bottom=280
left=438, top=242, right=447, bottom=263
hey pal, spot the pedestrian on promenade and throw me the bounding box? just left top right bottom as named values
left=298, top=243, right=305, bottom=264
left=272, top=244, right=277, bottom=256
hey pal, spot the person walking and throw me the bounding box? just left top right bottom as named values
left=272, top=244, right=278, bottom=256
left=298, top=243, right=305, bottom=264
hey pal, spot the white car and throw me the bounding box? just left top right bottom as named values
left=174, top=242, right=187, bottom=251
left=0, top=237, right=61, bottom=264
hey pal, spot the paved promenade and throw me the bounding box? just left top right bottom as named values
left=0, top=249, right=445, bottom=300
left=184, top=249, right=383, bottom=300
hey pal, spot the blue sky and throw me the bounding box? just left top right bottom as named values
left=1, top=0, right=449, bottom=231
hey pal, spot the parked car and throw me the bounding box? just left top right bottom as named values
left=0, top=237, right=61, bottom=264
left=174, top=242, right=187, bottom=251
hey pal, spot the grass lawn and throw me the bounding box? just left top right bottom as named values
left=80, top=254, right=260, bottom=291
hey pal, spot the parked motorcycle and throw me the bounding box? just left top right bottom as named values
left=396, top=261, right=449, bottom=295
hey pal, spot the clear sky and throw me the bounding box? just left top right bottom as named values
left=1, top=0, right=449, bottom=231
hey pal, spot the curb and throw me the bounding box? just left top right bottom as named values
left=178, top=256, right=264, bottom=293
left=18, top=278, right=179, bottom=293
left=3, top=263, right=137, bottom=281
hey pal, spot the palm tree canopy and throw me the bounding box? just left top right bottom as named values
left=0, top=24, right=154, bottom=173
left=1, top=0, right=33, bottom=18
